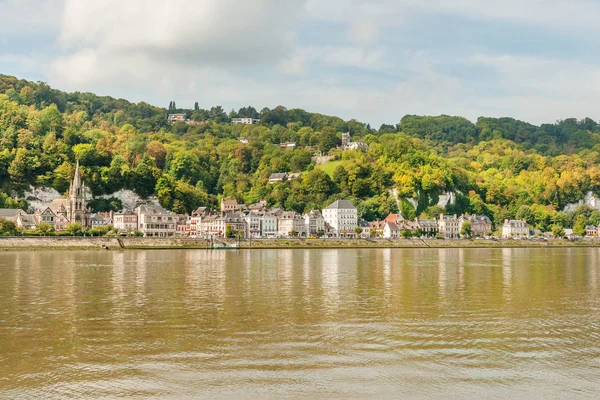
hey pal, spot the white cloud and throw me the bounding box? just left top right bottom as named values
left=50, top=0, right=306, bottom=88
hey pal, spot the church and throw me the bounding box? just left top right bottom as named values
left=44, top=161, right=91, bottom=229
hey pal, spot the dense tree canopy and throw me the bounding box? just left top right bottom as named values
left=2, top=74, right=600, bottom=232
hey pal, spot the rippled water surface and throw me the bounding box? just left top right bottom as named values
left=1, top=248, right=600, bottom=399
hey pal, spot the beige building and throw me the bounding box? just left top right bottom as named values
left=416, top=218, right=438, bottom=237
left=459, top=214, right=493, bottom=237
left=277, top=211, right=305, bottom=237
left=113, top=211, right=139, bottom=234
left=438, top=214, right=460, bottom=239
left=16, top=214, right=37, bottom=230
left=502, top=220, right=530, bottom=238
left=221, top=199, right=239, bottom=213
left=136, top=205, right=177, bottom=237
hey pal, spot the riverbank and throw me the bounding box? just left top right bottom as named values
left=0, top=236, right=598, bottom=251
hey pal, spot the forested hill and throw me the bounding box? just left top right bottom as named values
left=2, top=74, right=600, bottom=233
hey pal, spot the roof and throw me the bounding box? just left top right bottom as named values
left=324, top=200, right=356, bottom=210
left=222, top=199, right=238, bottom=205
left=224, top=213, right=245, bottom=222
left=269, top=173, right=288, bottom=180
left=47, top=199, right=68, bottom=212
left=370, top=220, right=386, bottom=229
left=115, top=209, right=136, bottom=215
left=442, top=214, right=459, bottom=221
left=462, top=214, right=492, bottom=224
left=358, top=220, right=370, bottom=228
left=504, top=219, right=528, bottom=227
left=18, top=214, right=37, bottom=225
left=136, top=204, right=171, bottom=215
left=0, top=208, right=25, bottom=219
left=305, top=210, right=323, bottom=218
left=385, top=213, right=404, bottom=223
left=385, top=222, right=399, bottom=231
left=280, top=211, right=300, bottom=219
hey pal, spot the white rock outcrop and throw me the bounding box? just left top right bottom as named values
left=563, top=191, right=600, bottom=212
left=20, top=187, right=160, bottom=212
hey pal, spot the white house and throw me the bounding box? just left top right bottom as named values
left=322, top=200, right=358, bottom=237
left=502, top=219, right=530, bottom=239
left=304, top=210, right=325, bottom=236
left=245, top=212, right=262, bottom=238
left=168, top=113, right=188, bottom=122
left=113, top=210, right=139, bottom=234
left=383, top=222, right=400, bottom=239
left=232, top=117, right=259, bottom=125
left=136, top=205, right=177, bottom=237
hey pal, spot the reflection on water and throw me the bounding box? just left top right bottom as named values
left=1, top=248, right=600, bottom=399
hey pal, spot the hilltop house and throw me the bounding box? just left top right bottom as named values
left=269, top=173, right=288, bottom=184
left=232, top=117, right=259, bottom=125
left=167, top=113, right=188, bottom=122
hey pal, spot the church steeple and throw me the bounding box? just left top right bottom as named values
left=67, top=159, right=89, bottom=228
left=73, top=160, right=82, bottom=189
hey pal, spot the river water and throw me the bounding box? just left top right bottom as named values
left=0, top=248, right=599, bottom=399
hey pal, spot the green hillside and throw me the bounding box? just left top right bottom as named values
left=2, top=74, right=600, bottom=233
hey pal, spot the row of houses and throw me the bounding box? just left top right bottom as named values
left=183, top=200, right=499, bottom=239
left=366, top=213, right=493, bottom=239
left=0, top=204, right=187, bottom=237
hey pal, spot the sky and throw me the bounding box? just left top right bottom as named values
left=2, top=0, right=600, bottom=127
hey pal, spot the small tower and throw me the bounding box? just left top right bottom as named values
left=68, top=160, right=90, bottom=228
left=341, top=132, right=350, bottom=147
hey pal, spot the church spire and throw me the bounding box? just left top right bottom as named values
left=73, top=160, right=82, bottom=188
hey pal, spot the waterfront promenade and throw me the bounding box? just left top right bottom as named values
left=0, top=236, right=597, bottom=251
